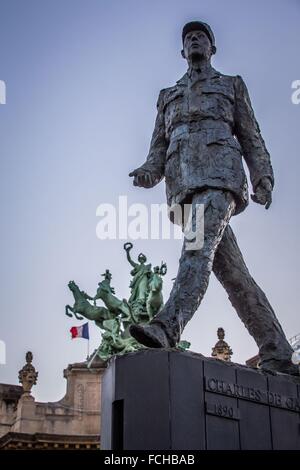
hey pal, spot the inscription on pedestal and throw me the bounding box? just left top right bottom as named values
left=205, top=377, right=300, bottom=412
left=205, top=401, right=240, bottom=420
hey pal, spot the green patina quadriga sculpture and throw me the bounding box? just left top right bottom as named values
left=65, top=243, right=190, bottom=363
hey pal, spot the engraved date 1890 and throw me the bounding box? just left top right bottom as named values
left=206, top=401, right=240, bottom=420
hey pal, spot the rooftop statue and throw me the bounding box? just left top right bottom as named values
left=65, top=243, right=189, bottom=362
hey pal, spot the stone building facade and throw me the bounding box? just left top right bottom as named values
left=0, top=354, right=105, bottom=450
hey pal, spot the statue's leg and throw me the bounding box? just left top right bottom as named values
left=151, top=189, right=236, bottom=346
left=74, top=312, right=84, bottom=320
left=65, top=305, right=74, bottom=317
left=213, top=224, right=294, bottom=368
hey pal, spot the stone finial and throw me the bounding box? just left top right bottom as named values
left=211, top=328, right=233, bottom=362
left=18, top=351, right=38, bottom=394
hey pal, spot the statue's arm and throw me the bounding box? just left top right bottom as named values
left=129, top=90, right=168, bottom=188
left=234, top=75, right=274, bottom=195
left=126, top=250, right=137, bottom=268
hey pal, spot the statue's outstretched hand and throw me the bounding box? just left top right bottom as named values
left=129, top=167, right=159, bottom=188
left=251, top=177, right=273, bottom=209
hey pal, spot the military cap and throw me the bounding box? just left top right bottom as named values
left=182, top=21, right=216, bottom=53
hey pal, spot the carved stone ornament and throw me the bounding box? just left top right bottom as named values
left=211, top=328, right=233, bottom=362
left=18, top=351, right=38, bottom=394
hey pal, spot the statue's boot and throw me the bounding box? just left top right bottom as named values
left=259, top=359, right=299, bottom=376
left=129, top=323, right=172, bottom=348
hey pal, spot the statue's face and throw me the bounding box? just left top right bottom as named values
left=182, top=29, right=212, bottom=62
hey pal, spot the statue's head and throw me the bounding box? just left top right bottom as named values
left=102, top=269, right=112, bottom=281
left=181, top=21, right=216, bottom=63
left=68, top=280, right=76, bottom=291
left=138, top=253, right=147, bottom=264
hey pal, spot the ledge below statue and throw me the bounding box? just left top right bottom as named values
left=101, top=349, right=300, bottom=450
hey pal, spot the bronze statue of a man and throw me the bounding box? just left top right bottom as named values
left=129, top=21, right=297, bottom=375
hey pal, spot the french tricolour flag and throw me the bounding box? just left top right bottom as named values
left=70, top=323, right=89, bottom=340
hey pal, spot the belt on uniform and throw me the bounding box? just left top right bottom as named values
left=170, top=121, right=232, bottom=140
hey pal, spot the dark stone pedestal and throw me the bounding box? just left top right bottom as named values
left=101, top=349, right=300, bottom=450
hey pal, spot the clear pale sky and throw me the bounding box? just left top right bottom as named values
left=0, top=0, right=299, bottom=401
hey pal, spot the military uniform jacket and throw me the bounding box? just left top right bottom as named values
left=140, top=64, right=274, bottom=216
